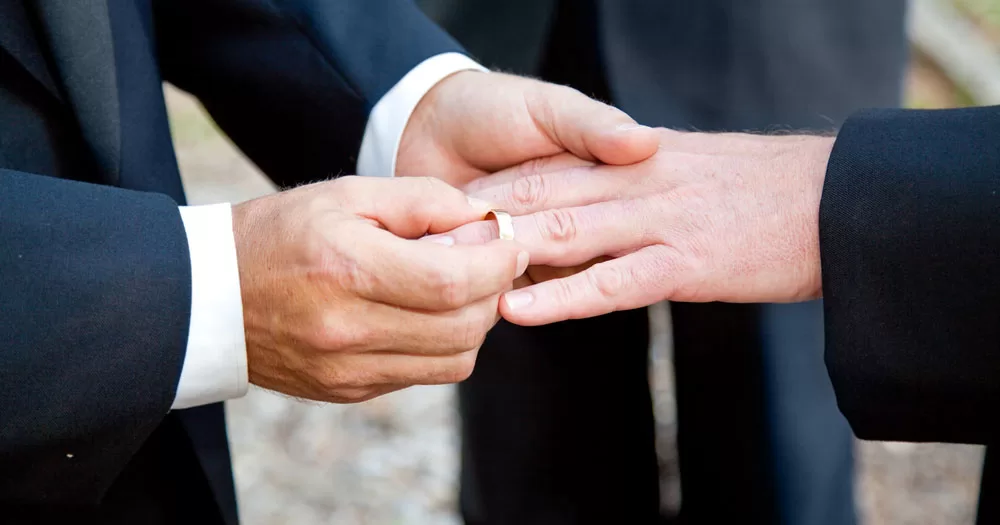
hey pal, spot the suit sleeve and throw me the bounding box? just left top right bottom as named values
left=819, top=106, right=1000, bottom=444
left=153, top=0, right=465, bottom=188
left=0, top=169, right=190, bottom=504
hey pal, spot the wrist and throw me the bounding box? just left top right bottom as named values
left=231, top=200, right=258, bottom=300
left=803, top=135, right=835, bottom=299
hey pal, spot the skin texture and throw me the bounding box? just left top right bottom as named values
left=430, top=129, right=835, bottom=326
left=230, top=71, right=658, bottom=403
left=233, top=176, right=528, bottom=403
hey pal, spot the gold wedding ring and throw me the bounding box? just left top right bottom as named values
left=485, top=209, right=515, bottom=241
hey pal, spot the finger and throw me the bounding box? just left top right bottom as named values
left=331, top=349, right=481, bottom=388
left=523, top=258, right=611, bottom=284
left=335, top=175, right=493, bottom=238
left=462, top=152, right=595, bottom=195
left=382, top=349, right=481, bottom=385
left=514, top=263, right=602, bottom=289
left=513, top=274, right=534, bottom=290
left=423, top=219, right=498, bottom=247
left=334, top=385, right=407, bottom=404
left=529, top=83, right=660, bottom=166
left=499, top=245, right=677, bottom=326
left=333, top=293, right=502, bottom=356
left=352, top=226, right=528, bottom=311
left=428, top=200, right=652, bottom=268
left=466, top=165, right=629, bottom=215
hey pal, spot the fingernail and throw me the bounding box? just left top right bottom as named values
left=504, top=290, right=534, bottom=311
left=515, top=251, right=530, bottom=278
left=616, top=123, right=651, bottom=132
left=467, top=196, right=493, bottom=213
left=427, top=235, right=455, bottom=246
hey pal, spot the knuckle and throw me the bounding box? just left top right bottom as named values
left=336, top=256, right=374, bottom=295
left=456, top=351, right=479, bottom=381
left=445, top=352, right=479, bottom=383
left=305, top=315, right=336, bottom=350
left=507, top=174, right=547, bottom=209
left=588, top=265, right=628, bottom=301
left=516, top=157, right=549, bottom=178
left=301, top=218, right=340, bottom=263
left=330, top=387, right=375, bottom=404
left=455, top=314, right=490, bottom=350
left=314, top=314, right=370, bottom=352
left=430, top=267, right=471, bottom=309
left=537, top=208, right=579, bottom=242
left=401, top=177, right=444, bottom=213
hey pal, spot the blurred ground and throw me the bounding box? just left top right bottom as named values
left=168, top=14, right=990, bottom=518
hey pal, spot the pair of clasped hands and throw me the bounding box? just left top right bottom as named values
left=235, top=71, right=832, bottom=403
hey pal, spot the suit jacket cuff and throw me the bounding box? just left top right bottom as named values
left=820, top=106, right=1000, bottom=443
left=174, top=204, right=248, bottom=409
left=357, top=52, right=487, bottom=178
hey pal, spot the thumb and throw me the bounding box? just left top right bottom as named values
left=530, top=82, right=660, bottom=166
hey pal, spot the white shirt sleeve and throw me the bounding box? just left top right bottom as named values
left=170, top=52, right=485, bottom=410
left=173, top=204, right=247, bottom=410
left=357, top=52, right=488, bottom=177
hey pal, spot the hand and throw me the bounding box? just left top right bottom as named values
left=435, top=129, right=834, bottom=325
left=396, top=70, right=660, bottom=188
left=232, top=176, right=528, bottom=403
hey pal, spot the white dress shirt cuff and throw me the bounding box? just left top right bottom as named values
left=173, top=204, right=248, bottom=410
left=356, top=52, right=488, bottom=177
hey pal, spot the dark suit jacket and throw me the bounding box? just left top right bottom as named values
left=419, top=0, right=908, bottom=129
left=0, top=1, right=462, bottom=523
left=821, top=106, right=1000, bottom=524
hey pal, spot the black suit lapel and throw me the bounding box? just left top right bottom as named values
left=0, top=1, right=61, bottom=99
left=32, top=0, right=121, bottom=184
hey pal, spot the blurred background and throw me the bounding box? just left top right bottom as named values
left=168, top=0, right=999, bottom=523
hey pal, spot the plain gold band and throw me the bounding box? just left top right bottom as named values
left=485, top=209, right=515, bottom=241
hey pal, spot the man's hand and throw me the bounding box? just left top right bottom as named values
left=434, top=130, right=834, bottom=326
left=396, top=71, right=660, bottom=188
left=232, top=176, right=527, bottom=403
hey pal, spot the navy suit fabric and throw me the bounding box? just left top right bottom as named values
left=0, top=1, right=460, bottom=522
left=822, top=105, right=1000, bottom=524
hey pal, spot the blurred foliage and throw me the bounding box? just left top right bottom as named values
left=905, top=52, right=978, bottom=109
left=955, top=0, right=1000, bottom=27
left=906, top=0, right=1000, bottom=109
